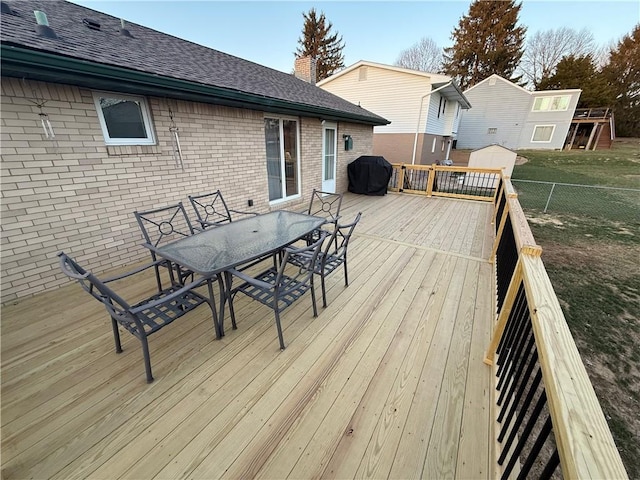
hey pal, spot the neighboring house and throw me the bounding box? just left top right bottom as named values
left=0, top=0, right=388, bottom=301
left=317, top=61, right=471, bottom=165
left=456, top=74, right=581, bottom=150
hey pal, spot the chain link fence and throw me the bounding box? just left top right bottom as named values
left=512, top=179, right=640, bottom=225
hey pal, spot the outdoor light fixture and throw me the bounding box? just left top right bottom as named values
left=343, top=134, right=353, bottom=151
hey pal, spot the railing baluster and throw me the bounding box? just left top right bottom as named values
left=517, top=416, right=554, bottom=480
left=500, top=390, right=547, bottom=478
left=498, top=330, right=534, bottom=408
left=539, top=449, right=560, bottom=480
left=498, top=346, right=538, bottom=425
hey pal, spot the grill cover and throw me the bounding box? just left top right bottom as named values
left=347, top=156, right=393, bottom=196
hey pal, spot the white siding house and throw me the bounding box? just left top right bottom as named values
left=456, top=75, right=581, bottom=150
left=317, top=61, right=471, bottom=165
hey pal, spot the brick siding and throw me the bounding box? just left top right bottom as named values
left=0, top=77, right=373, bottom=301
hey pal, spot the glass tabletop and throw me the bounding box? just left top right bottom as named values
left=153, top=211, right=326, bottom=276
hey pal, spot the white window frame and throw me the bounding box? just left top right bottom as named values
left=531, top=125, right=556, bottom=143
left=532, top=95, right=571, bottom=112
left=92, top=91, right=156, bottom=146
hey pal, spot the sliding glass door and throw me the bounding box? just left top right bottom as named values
left=265, top=117, right=299, bottom=202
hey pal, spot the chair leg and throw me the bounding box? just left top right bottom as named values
left=111, top=319, right=123, bottom=353
left=320, top=273, right=328, bottom=308
left=344, top=259, right=349, bottom=287
left=274, top=309, right=286, bottom=350
left=310, top=278, right=319, bottom=317
left=140, top=335, right=154, bottom=383
left=153, top=264, right=163, bottom=292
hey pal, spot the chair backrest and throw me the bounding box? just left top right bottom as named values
left=188, top=190, right=233, bottom=228
left=134, top=202, right=196, bottom=248
left=58, top=252, right=132, bottom=320
left=307, top=189, right=343, bottom=223
left=279, top=230, right=328, bottom=295
left=324, top=212, right=362, bottom=260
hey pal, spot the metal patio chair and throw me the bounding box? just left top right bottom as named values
left=58, top=252, right=217, bottom=383
left=226, top=231, right=328, bottom=350
left=303, top=190, right=343, bottom=243
left=288, top=212, right=362, bottom=308
left=188, top=190, right=258, bottom=229
left=134, top=202, right=197, bottom=291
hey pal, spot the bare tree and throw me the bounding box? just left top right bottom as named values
left=519, top=27, right=596, bottom=88
left=394, top=37, right=442, bottom=73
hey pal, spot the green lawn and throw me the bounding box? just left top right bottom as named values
left=512, top=139, right=640, bottom=478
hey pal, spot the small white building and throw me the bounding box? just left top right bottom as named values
left=457, top=75, right=581, bottom=150
left=317, top=61, right=471, bottom=165
left=465, top=145, right=517, bottom=189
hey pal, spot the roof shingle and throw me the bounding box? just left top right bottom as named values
left=1, top=0, right=388, bottom=125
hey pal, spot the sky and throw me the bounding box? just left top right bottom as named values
left=68, top=1, right=639, bottom=74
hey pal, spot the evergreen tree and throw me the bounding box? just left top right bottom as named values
left=443, top=0, right=526, bottom=90
left=602, top=25, right=640, bottom=137
left=537, top=55, right=612, bottom=108
left=295, top=8, right=345, bottom=82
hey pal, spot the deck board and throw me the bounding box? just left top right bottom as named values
left=1, top=193, right=496, bottom=479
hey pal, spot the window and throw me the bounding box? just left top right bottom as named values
left=532, top=95, right=570, bottom=112
left=431, top=137, right=437, bottom=153
left=264, top=117, right=300, bottom=202
left=488, top=127, right=498, bottom=134
left=531, top=125, right=555, bottom=142
left=93, top=92, right=155, bottom=145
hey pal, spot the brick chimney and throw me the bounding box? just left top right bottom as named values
left=294, top=56, right=317, bottom=85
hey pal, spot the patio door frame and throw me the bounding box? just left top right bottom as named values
left=322, top=122, right=338, bottom=193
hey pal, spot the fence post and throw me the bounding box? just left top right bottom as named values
left=543, top=183, right=556, bottom=213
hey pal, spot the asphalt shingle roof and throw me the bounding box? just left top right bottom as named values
left=1, top=0, right=388, bottom=125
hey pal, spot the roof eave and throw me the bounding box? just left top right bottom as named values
left=0, top=44, right=389, bottom=126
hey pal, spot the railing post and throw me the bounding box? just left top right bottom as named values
left=426, top=164, right=436, bottom=197
left=398, top=165, right=405, bottom=193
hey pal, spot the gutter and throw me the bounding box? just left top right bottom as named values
left=411, top=81, right=452, bottom=165
left=0, top=44, right=389, bottom=126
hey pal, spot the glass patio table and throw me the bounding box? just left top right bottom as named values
left=145, top=210, right=326, bottom=337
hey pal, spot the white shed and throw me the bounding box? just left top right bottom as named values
left=465, top=144, right=517, bottom=188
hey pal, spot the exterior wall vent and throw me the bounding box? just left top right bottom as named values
left=82, top=18, right=101, bottom=30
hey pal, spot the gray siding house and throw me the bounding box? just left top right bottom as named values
left=0, top=0, right=388, bottom=301
left=456, top=75, right=581, bottom=150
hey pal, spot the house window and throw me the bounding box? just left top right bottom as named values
left=532, top=95, right=570, bottom=112
left=93, top=92, right=155, bottom=145
left=431, top=137, right=437, bottom=153
left=531, top=125, right=555, bottom=142
left=264, top=117, right=300, bottom=202
left=437, top=97, right=443, bottom=118
left=488, top=128, right=498, bottom=134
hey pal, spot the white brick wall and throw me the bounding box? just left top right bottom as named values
left=0, top=77, right=374, bottom=301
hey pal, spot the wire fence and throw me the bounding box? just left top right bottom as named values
left=511, top=179, right=640, bottom=225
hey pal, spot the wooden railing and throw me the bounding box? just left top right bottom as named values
left=389, top=165, right=628, bottom=478
left=485, top=176, right=628, bottom=479
left=388, top=163, right=502, bottom=202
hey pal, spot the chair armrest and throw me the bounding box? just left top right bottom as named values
left=102, top=256, right=169, bottom=283
left=128, top=275, right=210, bottom=313
left=228, top=208, right=259, bottom=217
left=228, top=268, right=273, bottom=291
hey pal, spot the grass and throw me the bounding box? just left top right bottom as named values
left=512, top=139, right=640, bottom=478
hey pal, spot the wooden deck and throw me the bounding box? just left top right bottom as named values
left=1, top=193, right=496, bottom=479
